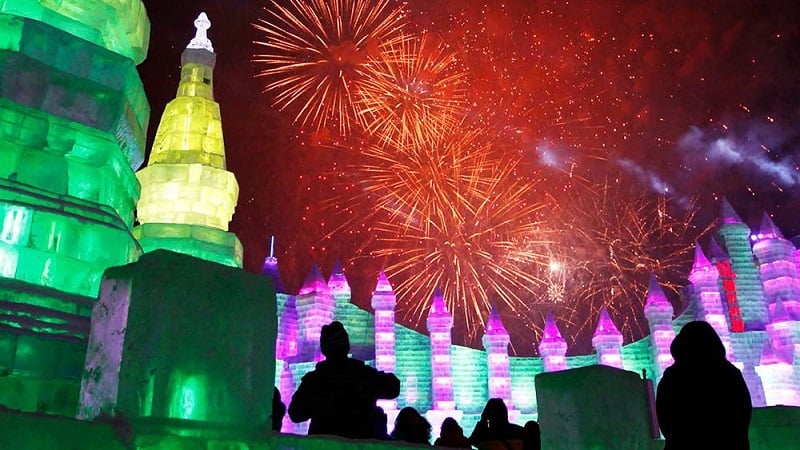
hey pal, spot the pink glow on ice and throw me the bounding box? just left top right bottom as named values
left=485, top=304, right=508, bottom=335
left=373, top=269, right=393, bottom=293
left=298, top=264, right=331, bottom=295
left=327, top=261, right=351, bottom=297
left=719, top=197, right=744, bottom=225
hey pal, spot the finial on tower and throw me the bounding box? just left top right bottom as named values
left=188, top=12, right=214, bottom=52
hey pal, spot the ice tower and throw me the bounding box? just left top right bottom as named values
left=371, top=270, right=398, bottom=412
left=427, top=290, right=455, bottom=411
left=77, top=14, right=277, bottom=430
left=539, top=314, right=567, bottom=372
left=296, top=264, right=335, bottom=360
left=688, top=242, right=734, bottom=360
left=715, top=198, right=768, bottom=329
left=0, top=0, right=149, bottom=414
left=592, top=308, right=623, bottom=368
left=644, top=275, right=674, bottom=381
left=483, top=305, right=512, bottom=405
left=133, top=13, right=242, bottom=267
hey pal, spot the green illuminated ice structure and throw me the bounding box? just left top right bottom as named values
left=0, top=0, right=149, bottom=414
left=76, top=14, right=276, bottom=444
left=133, top=13, right=242, bottom=268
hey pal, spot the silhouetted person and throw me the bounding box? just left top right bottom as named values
left=434, top=417, right=471, bottom=448
left=656, top=320, right=752, bottom=450
left=469, top=398, right=525, bottom=450
left=373, top=406, right=391, bottom=440
left=522, top=420, right=541, bottom=450
left=288, top=321, right=400, bottom=438
left=391, top=406, right=432, bottom=444
left=272, top=386, right=286, bottom=432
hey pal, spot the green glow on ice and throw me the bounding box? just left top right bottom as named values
left=0, top=0, right=150, bottom=64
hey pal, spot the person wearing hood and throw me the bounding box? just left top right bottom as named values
left=288, top=321, right=400, bottom=438
left=656, top=320, right=752, bottom=450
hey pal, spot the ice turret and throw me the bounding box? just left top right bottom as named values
left=592, top=308, right=623, bottom=368
left=539, top=314, right=567, bottom=372
left=371, top=270, right=397, bottom=411
left=483, top=305, right=512, bottom=406
left=714, top=198, right=768, bottom=329
left=296, top=264, right=335, bottom=360
left=644, top=275, right=674, bottom=380
left=427, top=289, right=455, bottom=411
left=134, top=13, right=242, bottom=267
left=752, top=213, right=800, bottom=320
left=688, top=242, right=733, bottom=360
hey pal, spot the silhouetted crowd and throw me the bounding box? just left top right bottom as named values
left=270, top=320, right=751, bottom=449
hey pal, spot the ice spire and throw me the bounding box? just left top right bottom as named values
left=187, top=12, right=214, bottom=52
left=260, top=236, right=285, bottom=293
left=757, top=212, right=784, bottom=240
left=719, top=197, right=744, bottom=224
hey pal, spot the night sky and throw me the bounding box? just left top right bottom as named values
left=139, top=0, right=800, bottom=354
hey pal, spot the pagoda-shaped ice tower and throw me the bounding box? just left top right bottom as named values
left=133, top=13, right=242, bottom=267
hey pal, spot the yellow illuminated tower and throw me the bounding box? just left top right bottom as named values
left=134, top=13, right=242, bottom=267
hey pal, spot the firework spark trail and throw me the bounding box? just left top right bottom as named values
left=356, top=32, right=469, bottom=147
left=542, top=181, right=714, bottom=351
left=350, top=124, right=560, bottom=344
left=253, top=0, right=409, bottom=134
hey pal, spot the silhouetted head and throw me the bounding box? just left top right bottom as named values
left=481, top=398, right=509, bottom=425
left=392, top=406, right=431, bottom=444
left=523, top=420, right=541, bottom=450
left=670, top=320, right=726, bottom=364
left=440, top=417, right=463, bottom=438
left=320, top=321, right=350, bottom=358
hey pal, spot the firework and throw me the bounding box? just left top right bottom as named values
left=342, top=124, right=558, bottom=345
left=541, top=181, right=714, bottom=352
left=252, top=0, right=408, bottom=134
left=355, top=32, right=469, bottom=147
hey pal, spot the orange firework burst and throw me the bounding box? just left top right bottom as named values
left=346, top=124, right=557, bottom=345
left=252, top=0, right=408, bottom=134
left=355, top=32, right=469, bottom=147
left=540, top=181, right=714, bottom=352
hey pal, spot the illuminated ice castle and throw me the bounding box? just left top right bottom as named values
left=267, top=196, right=800, bottom=434
left=0, top=2, right=797, bottom=449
